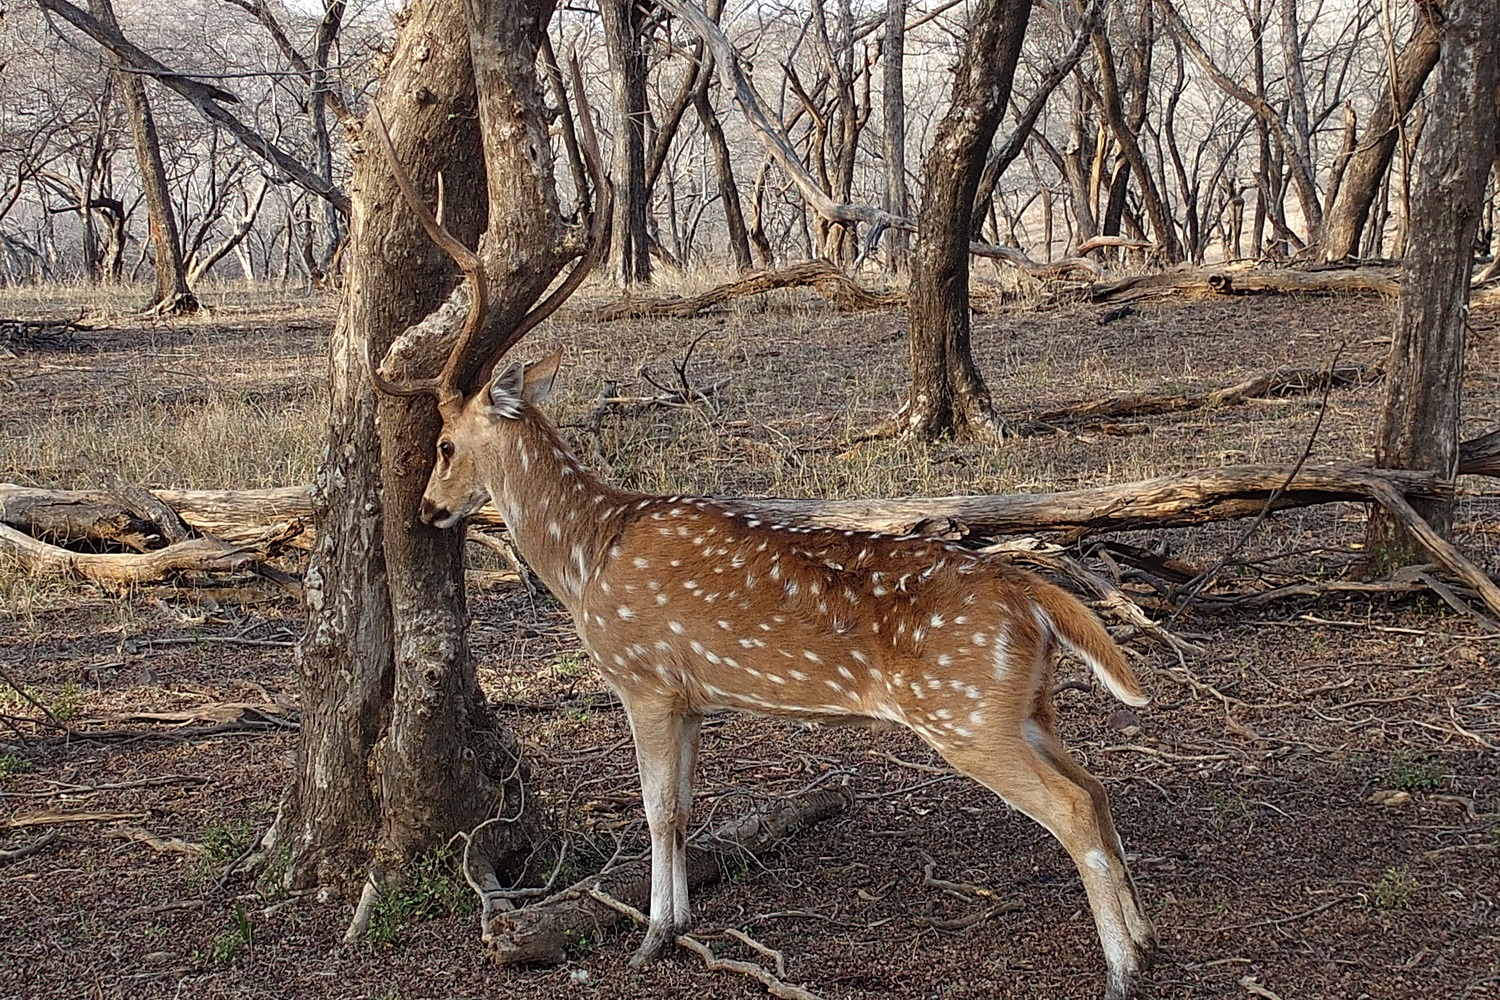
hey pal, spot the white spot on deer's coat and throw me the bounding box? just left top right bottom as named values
left=633, top=557, right=650, bottom=570
left=668, top=621, right=686, bottom=635
left=616, top=606, right=635, bottom=620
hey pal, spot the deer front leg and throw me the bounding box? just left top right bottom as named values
left=625, top=698, right=689, bottom=966
left=672, top=714, right=703, bottom=932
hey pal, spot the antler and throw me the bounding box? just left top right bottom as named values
left=367, top=62, right=612, bottom=402
left=366, top=106, right=487, bottom=408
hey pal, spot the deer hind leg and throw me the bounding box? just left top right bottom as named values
left=1031, top=722, right=1156, bottom=959
left=624, top=697, right=694, bottom=965
left=936, top=721, right=1152, bottom=1000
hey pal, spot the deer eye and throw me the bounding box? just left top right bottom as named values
left=438, top=440, right=455, bottom=460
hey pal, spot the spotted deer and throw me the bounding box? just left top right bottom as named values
left=371, top=156, right=1155, bottom=1000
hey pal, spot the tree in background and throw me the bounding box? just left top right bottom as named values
left=892, top=0, right=1033, bottom=439
left=88, top=0, right=195, bottom=312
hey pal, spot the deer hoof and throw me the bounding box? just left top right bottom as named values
left=628, top=925, right=673, bottom=967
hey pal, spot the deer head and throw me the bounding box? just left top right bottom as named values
left=418, top=348, right=563, bottom=528
left=365, top=96, right=609, bottom=530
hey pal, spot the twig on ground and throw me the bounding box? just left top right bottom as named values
left=913, top=901, right=1023, bottom=932
left=721, top=927, right=788, bottom=978
left=110, top=826, right=207, bottom=857
left=0, top=828, right=60, bottom=864
left=3, top=809, right=140, bottom=829
left=919, top=851, right=996, bottom=900
left=1213, top=896, right=1351, bottom=932
left=1099, top=745, right=1232, bottom=764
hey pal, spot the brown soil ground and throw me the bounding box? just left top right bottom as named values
left=1, top=283, right=1497, bottom=1000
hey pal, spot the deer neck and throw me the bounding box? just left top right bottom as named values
left=480, top=413, right=634, bottom=605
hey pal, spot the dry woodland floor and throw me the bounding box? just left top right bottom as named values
left=1, top=276, right=1497, bottom=1000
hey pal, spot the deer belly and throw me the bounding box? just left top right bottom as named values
left=584, top=625, right=906, bottom=724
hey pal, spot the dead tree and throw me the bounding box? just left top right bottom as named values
left=1366, top=0, right=1498, bottom=562
left=880, top=0, right=910, bottom=271
left=1319, top=9, right=1441, bottom=261
left=601, top=0, right=652, bottom=285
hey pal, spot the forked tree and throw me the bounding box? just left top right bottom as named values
left=263, top=0, right=596, bottom=922
left=893, top=0, right=1033, bottom=439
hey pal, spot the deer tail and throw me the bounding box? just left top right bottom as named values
left=1033, top=582, right=1149, bottom=707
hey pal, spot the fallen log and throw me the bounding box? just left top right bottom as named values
left=0, top=488, right=158, bottom=551
left=1016, top=363, right=1378, bottom=434
left=1086, top=266, right=1399, bottom=303
left=0, top=522, right=261, bottom=586
left=484, top=786, right=851, bottom=965
left=0, top=463, right=1461, bottom=557
left=0, top=484, right=313, bottom=551
left=583, top=260, right=902, bottom=321
left=719, top=464, right=1454, bottom=537
left=1459, top=428, right=1500, bottom=477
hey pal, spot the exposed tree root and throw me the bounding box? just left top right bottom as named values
left=483, top=787, right=851, bottom=966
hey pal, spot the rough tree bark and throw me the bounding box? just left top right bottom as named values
left=1366, top=0, right=1497, bottom=562
left=265, top=0, right=555, bottom=906
left=892, top=0, right=1032, bottom=439
left=88, top=0, right=196, bottom=312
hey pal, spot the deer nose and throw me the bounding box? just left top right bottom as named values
left=418, top=497, right=443, bottom=525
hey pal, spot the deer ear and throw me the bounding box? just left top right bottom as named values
left=486, top=361, right=526, bottom=419
left=521, top=346, right=564, bottom=404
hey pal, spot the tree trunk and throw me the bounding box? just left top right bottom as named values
left=895, top=0, right=1032, bottom=439
left=1319, top=15, right=1440, bottom=262
left=88, top=0, right=195, bottom=312
left=601, top=0, right=652, bottom=285
left=881, top=0, right=910, bottom=272
left=311, top=0, right=347, bottom=273
left=693, top=77, right=752, bottom=272
left=266, top=0, right=539, bottom=899
left=1367, top=0, right=1498, bottom=562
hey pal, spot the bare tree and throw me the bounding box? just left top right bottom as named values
left=1319, top=8, right=1441, bottom=261
left=86, top=0, right=195, bottom=311
left=601, top=0, right=652, bottom=284
left=880, top=0, right=909, bottom=270
left=892, top=0, right=1033, bottom=439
